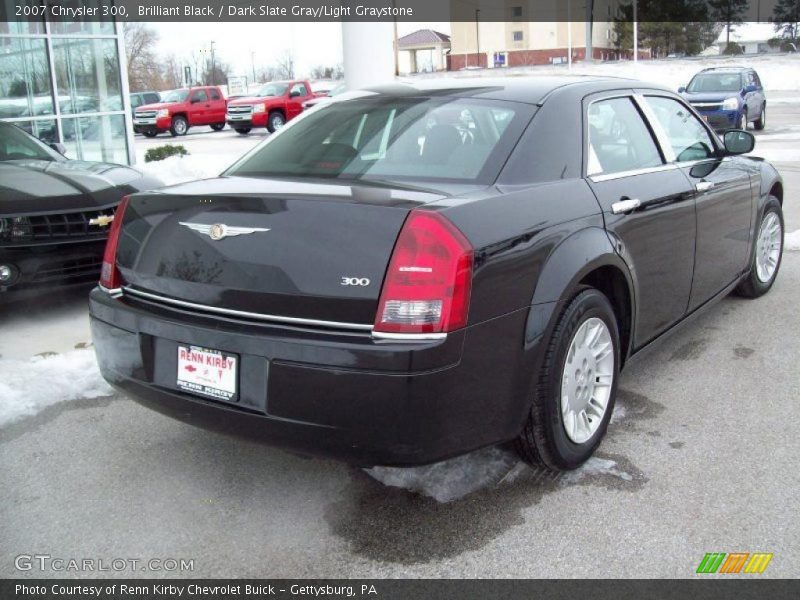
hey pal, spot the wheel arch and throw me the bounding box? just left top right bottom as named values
left=525, top=226, right=637, bottom=366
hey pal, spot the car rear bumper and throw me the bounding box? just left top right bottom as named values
left=89, top=287, right=533, bottom=466
left=0, top=240, right=105, bottom=294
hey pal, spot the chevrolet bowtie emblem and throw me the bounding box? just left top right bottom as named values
left=179, top=222, right=270, bottom=241
left=89, top=215, right=114, bottom=227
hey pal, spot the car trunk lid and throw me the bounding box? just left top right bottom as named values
left=116, top=177, right=451, bottom=327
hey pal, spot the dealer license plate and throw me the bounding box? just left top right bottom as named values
left=177, top=345, right=238, bottom=401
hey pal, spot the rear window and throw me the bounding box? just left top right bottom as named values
left=226, top=97, right=532, bottom=184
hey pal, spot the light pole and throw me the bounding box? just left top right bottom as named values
left=251, top=51, right=256, bottom=84
left=633, top=0, right=638, bottom=65
left=475, top=10, right=481, bottom=68
left=567, top=1, right=572, bottom=70
left=210, top=40, right=216, bottom=86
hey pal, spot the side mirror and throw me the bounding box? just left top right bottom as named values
left=191, top=97, right=203, bottom=103
left=723, top=130, right=755, bottom=155
left=289, top=90, right=301, bottom=98
left=49, top=142, right=67, bottom=155
left=678, top=86, right=686, bottom=93
left=743, top=84, right=757, bottom=94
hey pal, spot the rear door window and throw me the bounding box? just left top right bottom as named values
left=586, top=97, right=663, bottom=176
left=643, top=96, right=716, bottom=163
left=210, top=89, right=221, bottom=100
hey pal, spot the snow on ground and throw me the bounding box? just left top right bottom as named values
left=0, top=348, right=112, bottom=427
left=411, top=53, right=800, bottom=92
left=367, top=447, right=637, bottom=502
left=786, top=230, right=800, bottom=251
left=138, top=154, right=231, bottom=186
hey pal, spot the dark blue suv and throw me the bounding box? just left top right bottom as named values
left=679, top=67, right=766, bottom=132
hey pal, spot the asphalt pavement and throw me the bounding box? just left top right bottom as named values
left=1, top=96, right=798, bottom=579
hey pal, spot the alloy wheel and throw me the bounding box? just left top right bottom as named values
left=560, top=317, right=615, bottom=444
left=755, top=212, right=782, bottom=283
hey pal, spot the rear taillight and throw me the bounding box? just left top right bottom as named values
left=374, top=210, right=473, bottom=335
left=99, top=195, right=130, bottom=290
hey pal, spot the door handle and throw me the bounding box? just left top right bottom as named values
left=611, top=198, right=641, bottom=215
left=696, top=181, right=714, bottom=193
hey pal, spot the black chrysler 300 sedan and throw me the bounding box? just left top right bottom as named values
left=0, top=122, right=161, bottom=296
left=89, top=77, right=784, bottom=469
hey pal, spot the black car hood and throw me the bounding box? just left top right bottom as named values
left=0, top=159, right=153, bottom=215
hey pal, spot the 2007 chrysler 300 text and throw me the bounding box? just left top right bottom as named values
left=89, top=77, right=785, bottom=469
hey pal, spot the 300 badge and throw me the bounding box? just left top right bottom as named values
left=341, top=277, right=370, bottom=286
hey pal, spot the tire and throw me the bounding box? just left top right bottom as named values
left=754, top=104, right=766, bottom=130
left=738, top=109, right=747, bottom=130
left=210, top=123, right=225, bottom=131
left=169, top=116, right=188, bottom=137
left=142, top=131, right=158, bottom=138
left=735, top=196, right=784, bottom=298
left=234, top=128, right=251, bottom=135
left=515, top=287, right=620, bottom=471
left=267, top=110, right=285, bottom=133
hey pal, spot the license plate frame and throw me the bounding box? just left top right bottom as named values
left=177, top=345, right=238, bottom=402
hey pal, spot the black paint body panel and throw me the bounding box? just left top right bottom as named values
left=89, top=77, right=783, bottom=465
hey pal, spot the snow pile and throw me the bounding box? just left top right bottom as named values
left=367, top=446, right=636, bottom=502
left=0, top=349, right=113, bottom=427
left=785, top=230, right=800, bottom=252
left=562, top=456, right=634, bottom=483
left=366, top=446, right=519, bottom=503
left=138, top=154, right=233, bottom=186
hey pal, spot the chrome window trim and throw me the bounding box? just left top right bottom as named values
left=122, top=286, right=374, bottom=332
left=633, top=93, right=678, bottom=163
left=583, top=91, right=669, bottom=179
left=589, top=163, right=677, bottom=183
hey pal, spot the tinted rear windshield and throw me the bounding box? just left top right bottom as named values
left=687, top=73, right=743, bottom=93
left=226, top=96, right=533, bottom=184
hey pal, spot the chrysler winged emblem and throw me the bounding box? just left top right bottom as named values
left=179, top=222, right=270, bottom=241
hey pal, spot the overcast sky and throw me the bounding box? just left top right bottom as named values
left=150, top=22, right=451, bottom=79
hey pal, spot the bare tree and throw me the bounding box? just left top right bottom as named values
left=274, top=50, right=295, bottom=79
left=162, top=56, right=183, bottom=89
left=309, top=64, right=345, bottom=80
left=201, top=60, right=231, bottom=87
left=123, top=23, right=160, bottom=91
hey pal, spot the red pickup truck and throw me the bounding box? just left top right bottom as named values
left=226, top=80, right=316, bottom=134
left=133, top=86, right=227, bottom=137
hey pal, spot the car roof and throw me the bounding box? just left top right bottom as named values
left=699, top=66, right=751, bottom=72
left=361, top=76, right=672, bottom=106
